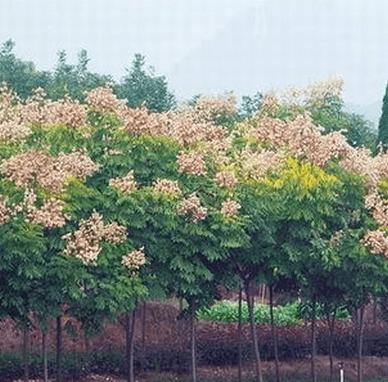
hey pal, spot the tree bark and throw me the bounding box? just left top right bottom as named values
left=22, top=328, right=29, bottom=382
left=327, top=313, right=336, bottom=382
left=238, top=286, right=243, bottom=382
left=42, top=328, right=48, bottom=382
left=56, top=315, right=63, bottom=382
left=141, top=300, right=146, bottom=351
left=245, top=280, right=263, bottom=382
left=311, top=295, right=317, bottom=382
left=190, top=314, right=197, bottom=382
left=269, top=285, right=280, bottom=382
left=357, top=306, right=365, bottom=382
left=125, top=307, right=137, bottom=382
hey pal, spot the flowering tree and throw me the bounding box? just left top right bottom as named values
left=1, top=72, right=388, bottom=382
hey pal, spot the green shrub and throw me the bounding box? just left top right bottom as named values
left=197, top=300, right=302, bottom=325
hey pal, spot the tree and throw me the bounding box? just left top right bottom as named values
left=115, top=54, right=176, bottom=112
left=378, top=81, right=388, bottom=151
left=0, top=39, right=52, bottom=100
left=47, top=49, right=113, bottom=102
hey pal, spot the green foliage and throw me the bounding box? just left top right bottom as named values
left=238, top=92, right=263, bottom=120
left=46, top=49, right=113, bottom=102
left=0, top=39, right=52, bottom=100
left=197, top=300, right=302, bottom=325
left=378, top=80, right=388, bottom=151
left=310, top=96, right=377, bottom=151
left=115, top=53, right=176, bottom=112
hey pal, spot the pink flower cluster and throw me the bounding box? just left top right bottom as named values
left=153, top=178, right=181, bottom=196
left=0, top=150, right=100, bottom=191
left=177, top=152, right=206, bottom=176
left=121, top=107, right=171, bottom=136
left=85, top=84, right=126, bottom=113
left=362, top=230, right=388, bottom=258
left=221, top=198, right=241, bottom=218
left=63, top=211, right=128, bottom=265
left=178, top=193, right=207, bottom=222
left=21, top=90, right=87, bottom=128
left=194, top=93, right=237, bottom=122
left=121, top=246, right=146, bottom=272
left=215, top=172, right=237, bottom=188
left=109, top=170, right=137, bottom=194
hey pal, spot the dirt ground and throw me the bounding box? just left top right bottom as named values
left=3, top=300, right=388, bottom=381
left=7, top=356, right=388, bottom=381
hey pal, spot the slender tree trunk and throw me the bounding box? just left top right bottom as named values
left=327, top=313, right=336, bottom=382
left=238, top=286, right=243, bottom=382
left=245, top=280, right=263, bottom=382
left=357, top=306, right=365, bottom=382
left=56, top=315, right=63, bottom=382
left=42, top=328, right=48, bottom=382
left=190, top=315, right=197, bottom=382
left=269, top=285, right=280, bottom=382
left=141, top=300, right=146, bottom=351
left=125, top=307, right=137, bottom=382
left=84, top=331, right=90, bottom=353
left=311, top=295, right=317, bottom=382
left=22, top=328, right=29, bottom=382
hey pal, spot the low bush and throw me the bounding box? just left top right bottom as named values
left=197, top=300, right=301, bottom=325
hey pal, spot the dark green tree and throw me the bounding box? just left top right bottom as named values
left=238, top=91, right=262, bottom=120
left=115, top=54, right=176, bottom=112
left=0, top=39, right=52, bottom=100
left=378, top=81, right=388, bottom=151
left=308, top=96, right=377, bottom=152
left=47, top=49, right=113, bottom=102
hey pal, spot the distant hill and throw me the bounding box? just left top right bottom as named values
left=344, top=101, right=382, bottom=131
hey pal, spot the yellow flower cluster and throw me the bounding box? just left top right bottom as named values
left=265, top=157, right=337, bottom=191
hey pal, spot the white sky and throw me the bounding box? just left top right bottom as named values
left=1, top=0, right=388, bottom=106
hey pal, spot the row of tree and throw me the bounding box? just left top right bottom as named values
left=0, top=40, right=387, bottom=382
left=0, top=39, right=379, bottom=151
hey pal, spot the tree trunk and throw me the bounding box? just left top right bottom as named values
left=327, top=313, right=336, bottom=382
left=245, top=280, right=263, bottom=382
left=125, top=308, right=137, bottom=382
left=22, top=328, right=29, bottom=382
left=269, top=285, right=280, bottom=382
left=141, top=300, right=146, bottom=351
left=238, top=286, right=243, bottom=382
left=56, top=315, right=63, bottom=382
left=357, top=306, right=365, bottom=382
left=190, top=315, right=197, bottom=382
left=311, top=295, right=317, bottom=382
left=42, top=328, right=48, bottom=382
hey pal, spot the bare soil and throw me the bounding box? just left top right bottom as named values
left=2, top=301, right=388, bottom=381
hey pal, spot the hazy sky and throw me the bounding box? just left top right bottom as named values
left=1, top=0, right=388, bottom=106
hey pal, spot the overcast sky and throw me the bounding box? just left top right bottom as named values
left=1, top=0, right=388, bottom=106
